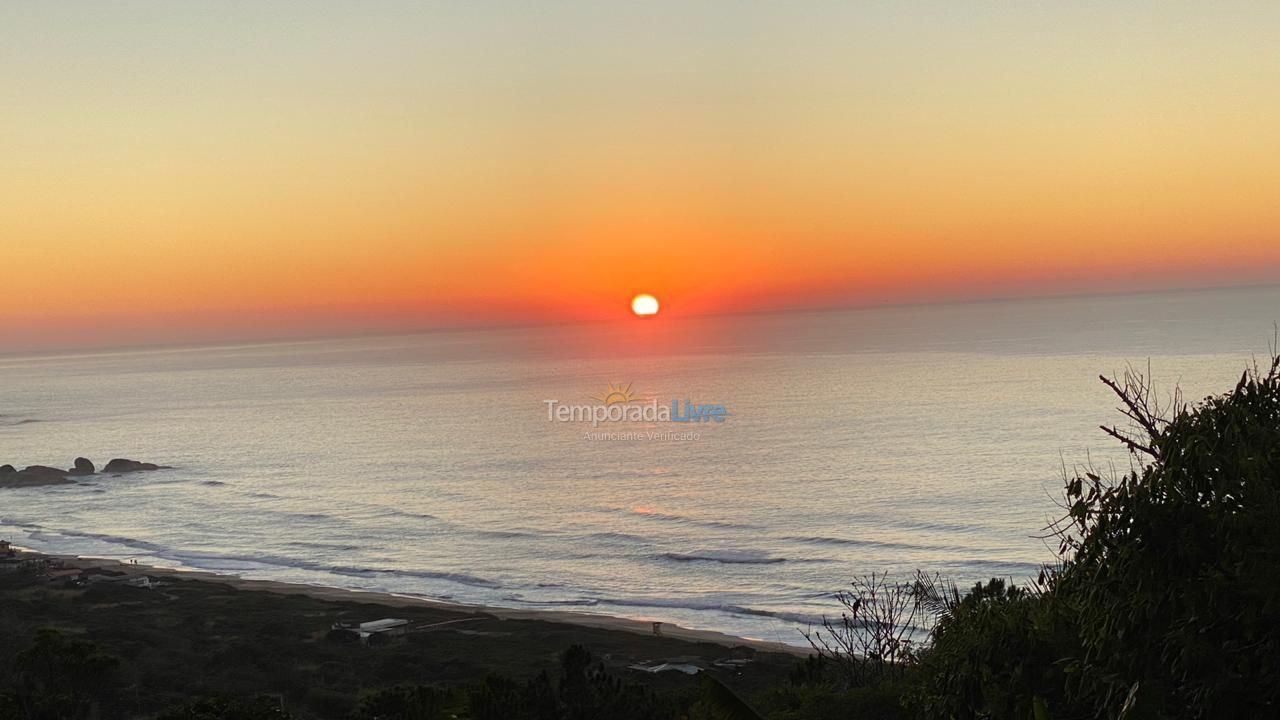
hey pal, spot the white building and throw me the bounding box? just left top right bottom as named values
left=352, top=618, right=409, bottom=643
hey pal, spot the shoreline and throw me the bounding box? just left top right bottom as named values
left=16, top=548, right=810, bottom=657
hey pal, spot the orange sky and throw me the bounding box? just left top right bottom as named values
left=3, top=3, right=1279, bottom=351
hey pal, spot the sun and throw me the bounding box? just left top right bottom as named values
left=631, top=293, right=660, bottom=317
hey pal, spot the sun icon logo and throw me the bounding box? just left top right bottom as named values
left=594, top=382, right=637, bottom=405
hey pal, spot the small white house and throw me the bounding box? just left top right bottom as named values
left=352, top=618, right=409, bottom=643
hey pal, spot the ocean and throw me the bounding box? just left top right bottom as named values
left=2, top=285, right=1277, bottom=646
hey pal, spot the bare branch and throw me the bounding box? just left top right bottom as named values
left=802, top=571, right=927, bottom=687
left=1099, top=424, right=1156, bottom=457
left=1099, top=373, right=1159, bottom=438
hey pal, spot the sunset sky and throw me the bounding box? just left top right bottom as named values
left=3, top=2, right=1279, bottom=351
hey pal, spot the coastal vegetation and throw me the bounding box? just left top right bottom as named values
left=0, top=563, right=790, bottom=719
left=3, top=357, right=1278, bottom=718
left=794, top=357, right=1280, bottom=719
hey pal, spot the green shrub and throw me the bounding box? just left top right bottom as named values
left=11, top=629, right=119, bottom=720
left=1056, top=360, right=1280, bottom=717
left=910, top=578, right=1082, bottom=719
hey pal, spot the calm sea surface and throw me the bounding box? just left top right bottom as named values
left=2, top=286, right=1277, bottom=645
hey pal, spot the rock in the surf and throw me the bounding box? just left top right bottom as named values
left=103, top=458, right=164, bottom=473
left=69, top=457, right=96, bottom=475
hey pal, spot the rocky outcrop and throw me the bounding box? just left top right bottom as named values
left=0, top=457, right=168, bottom=488
left=21, top=465, right=68, bottom=477
left=0, top=465, right=75, bottom=488
left=103, top=458, right=164, bottom=473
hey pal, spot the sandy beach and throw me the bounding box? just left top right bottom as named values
left=2, top=546, right=805, bottom=716
left=34, top=549, right=807, bottom=656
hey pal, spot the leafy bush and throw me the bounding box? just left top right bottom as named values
left=1055, top=359, right=1280, bottom=717
left=910, top=578, right=1082, bottom=720
left=10, top=629, right=119, bottom=720
left=825, top=358, right=1280, bottom=719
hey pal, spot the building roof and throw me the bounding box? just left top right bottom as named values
left=358, top=618, right=409, bottom=632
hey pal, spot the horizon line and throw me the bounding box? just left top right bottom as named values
left=2, top=278, right=1277, bottom=362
